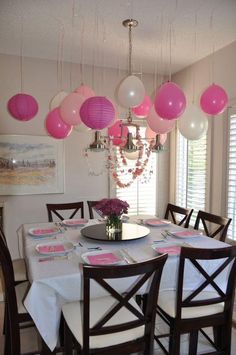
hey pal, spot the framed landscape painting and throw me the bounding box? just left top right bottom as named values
left=0, top=135, right=64, bottom=195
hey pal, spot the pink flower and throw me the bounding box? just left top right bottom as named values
left=94, top=198, right=129, bottom=218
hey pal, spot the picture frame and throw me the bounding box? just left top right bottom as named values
left=0, top=135, right=64, bottom=195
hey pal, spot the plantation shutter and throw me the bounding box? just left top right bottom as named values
left=116, top=127, right=157, bottom=216
left=176, top=130, right=207, bottom=223
left=226, top=113, right=236, bottom=240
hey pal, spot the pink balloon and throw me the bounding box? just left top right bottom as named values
left=200, top=84, right=228, bottom=115
left=80, top=96, right=115, bottom=130
left=132, top=95, right=152, bottom=118
left=154, top=82, right=186, bottom=120
left=74, top=84, right=95, bottom=99
left=108, top=120, right=128, bottom=146
left=145, top=126, right=167, bottom=145
left=60, top=93, right=84, bottom=125
left=147, top=106, right=175, bottom=134
left=45, top=108, right=72, bottom=139
left=7, top=93, right=38, bottom=121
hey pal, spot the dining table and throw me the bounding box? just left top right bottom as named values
left=22, top=217, right=230, bottom=352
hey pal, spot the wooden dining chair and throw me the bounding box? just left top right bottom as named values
left=46, top=201, right=84, bottom=222
left=155, top=246, right=236, bottom=355
left=62, top=254, right=167, bottom=355
left=164, top=203, right=194, bottom=228
left=193, top=210, right=232, bottom=242
left=87, top=200, right=99, bottom=219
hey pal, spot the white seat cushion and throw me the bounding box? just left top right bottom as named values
left=62, top=295, right=145, bottom=349
left=158, top=290, right=224, bottom=319
left=13, top=258, right=27, bottom=282
left=15, top=281, right=29, bottom=314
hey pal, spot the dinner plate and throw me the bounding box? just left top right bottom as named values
left=62, top=218, right=88, bottom=227
left=29, top=227, right=59, bottom=238
left=81, top=250, right=124, bottom=265
left=152, top=245, right=181, bottom=256
left=145, top=219, right=171, bottom=227
left=168, top=230, right=202, bottom=238
left=35, top=241, right=74, bottom=256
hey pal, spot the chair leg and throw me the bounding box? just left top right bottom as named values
left=189, top=331, right=198, bottom=355
left=64, top=321, right=74, bottom=355
left=169, top=327, right=181, bottom=355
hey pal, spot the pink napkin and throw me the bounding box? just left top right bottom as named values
left=38, top=244, right=65, bottom=253
left=32, top=228, right=56, bottom=235
left=64, top=219, right=87, bottom=225
left=171, top=230, right=201, bottom=238
left=155, top=246, right=181, bottom=255
left=146, top=219, right=170, bottom=226
left=87, top=252, right=120, bottom=265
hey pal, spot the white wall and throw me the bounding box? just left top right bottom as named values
left=0, top=53, right=169, bottom=258
left=172, top=40, right=236, bottom=217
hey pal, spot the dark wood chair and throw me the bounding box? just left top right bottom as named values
left=46, top=202, right=84, bottom=222
left=155, top=246, right=236, bottom=355
left=193, top=210, right=232, bottom=242
left=62, top=254, right=168, bottom=355
left=87, top=200, right=99, bottom=219
left=164, top=203, right=194, bottom=228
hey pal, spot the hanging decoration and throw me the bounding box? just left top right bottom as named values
left=108, top=120, right=128, bottom=146
left=60, top=92, right=84, bottom=125
left=200, top=84, right=228, bottom=116
left=132, top=95, right=152, bottom=118
left=147, top=105, right=175, bottom=134
left=50, top=91, right=68, bottom=111
left=74, top=84, right=95, bottom=99
left=178, top=103, right=208, bottom=140
left=45, top=107, right=72, bottom=139
left=8, top=94, right=38, bottom=121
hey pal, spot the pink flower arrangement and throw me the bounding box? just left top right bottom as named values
left=94, top=198, right=129, bottom=218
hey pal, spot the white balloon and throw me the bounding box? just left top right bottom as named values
left=49, top=91, right=68, bottom=110
left=123, top=150, right=140, bottom=160
left=178, top=104, right=208, bottom=140
left=117, top=75, right=145, bottom=108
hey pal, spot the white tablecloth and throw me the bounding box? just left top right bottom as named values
left=22, top=219, right=229, bottom=351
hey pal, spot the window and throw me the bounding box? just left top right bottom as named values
left=115, top=127, right=157, bottom=216
left=226, top=112, right=236, bottom=240
left=176, top=130, right=208, bottom=223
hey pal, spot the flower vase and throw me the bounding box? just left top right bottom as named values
left=106, top=215, right=122, bottom=240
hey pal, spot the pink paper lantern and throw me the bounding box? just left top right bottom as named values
left=154, top=82, right=186, bottom=120
left=74, top=84, right=95, bottom=99
left=108, top=120, right=128, bottom=146
left=132, top=95, right=152, bottom=118
left=60, top=92, right=85, bottom=126
left=145, top=126, right=167, bottom=145
left=200, top=84, right=228, bottom=115
left=80, top=96, right=115, bottom=130
left=147, top=106, right=175, bottom=134
left=7, top=93, right=38, bottom=121
left=45, top=108, right=72, bottom=139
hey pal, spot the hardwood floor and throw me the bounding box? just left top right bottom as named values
left=1, top=300, right=236, bottom=354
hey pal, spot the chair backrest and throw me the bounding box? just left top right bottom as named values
left=46, top=202, right=84, bottom=222
left=175, top=246, right=236, bottom=321
left=87, top=200, right=99, bottom=219
left=0, top=228, right=20, bottom=347
left=193, top=210, right=232, bottom=242
left=164, top=203, right=193, bottom=228
left=82, top=254, right=167, bottom=353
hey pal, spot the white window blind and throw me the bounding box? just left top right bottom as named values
left=176, top=130, right=207, bottom=222
left=116, top=128, right=157, bottom=216
left=226, top=113, right=236, bottom=240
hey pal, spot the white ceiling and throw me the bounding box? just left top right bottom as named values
left=1, top=0, right=236, bottom=75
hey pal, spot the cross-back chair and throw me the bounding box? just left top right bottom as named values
left=62, top=254, right=167, bottom=355
left=155, top=246, right=236, bottom=355
left=87, top=200, right=99, bottom=219
left=164, top=203, right=194, bottom=228
left=46, top=202, right=84, bottom=222
left=193, top=210, right=232, bottom=242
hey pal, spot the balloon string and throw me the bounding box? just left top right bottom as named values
left=69, top=0, right=76, bottom=91
left=20, top=19, right=24, bottom=93
left=168, top=23, right=172, bottom=82
left=192, top=13, right=197, bottom=104
left=80, top=18, right=84, bottom=84
left=59, top=26, right=65, bottom=91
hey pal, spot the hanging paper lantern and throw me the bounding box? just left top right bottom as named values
left=45, top=108, right=72, bottom=139
left=117, top=75, right=145, bottom=108
left=60, top=92, right=85, bottom=126
left=145, top=126, right=167, bottom=145
left=154, top=82, right=186, bottom=120
left=7, top=93, right=38, bottom=121
left=74, top=84, right=95, bottom=99
left=108, top=120, right=128, bottom=146
left=80, top=96, right=115, bottom=130
left=49, top=91, right=68, bottom=111
left=178, top=104, right=208, bottom=140
left=147, top=106, right=175, bottom=134
left=200, top=84, right=228, bottom=116
left=132, top=95, right=152, bottom=118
